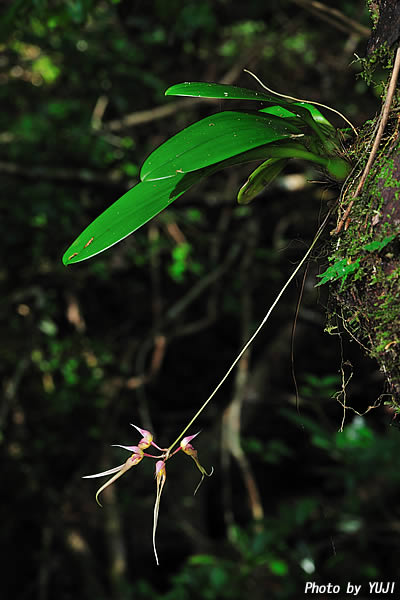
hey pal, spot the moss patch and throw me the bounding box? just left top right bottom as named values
left=325, top=113, right=400, bottom=405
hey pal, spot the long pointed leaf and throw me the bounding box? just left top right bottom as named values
left=63, top=136, right=349, bottom=266
left=140, top=111, right=301, bottom=181
left=62, top=175, right=200, bottom=265
left=261, top=102, right=334, bottom=136
left=63, top=139, right=301, bottom=265
left=166, top=82, right=335, bottom=140
left=165, top=81, right=283, bottom=104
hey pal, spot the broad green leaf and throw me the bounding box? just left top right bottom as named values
left=165, top=81, right=282, bottom=104
left=63, top=143, right=290, bottom=265
left=260, top=105, right=300, bottom=119
left=63, top=134, right=349, bottom=265
left=237, top=158, right=288, bottom=204
left=62, top=175, right=196, bottom=265
left=140, top=111, right=301, bottom=181
left=293, top=102, right=334, bottom=129
left=166, top=84, right=333, bottom=129
left=261, top=102, right=334, bottom=134
left=166, top=82, right=335, bottom=142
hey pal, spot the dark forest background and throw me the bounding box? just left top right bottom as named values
left=2, top=1, right=400, bottom=599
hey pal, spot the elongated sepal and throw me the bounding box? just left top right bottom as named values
left=180, top=433, right=213, bottom=495
left=83, top=453, right=143, bottom=507
left=112, top=444, right=144, bottom=455
left=82, top=464, right=126, bottom=479
left=153, top=461, right=167, bottom=565
left=191, top=457, right=214, bottom=496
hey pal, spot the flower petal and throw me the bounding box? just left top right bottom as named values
left=94, top=455, right=138, bottom=507
left=112, top=444, right=143, bottom=454
left=130, top=424, right=152, bottom=438
left=180, top=431, right=201, bottom=450
left=82, top=463, right=125, bottom=479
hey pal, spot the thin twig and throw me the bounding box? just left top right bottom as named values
left=244, top=69, right=358, bottom=136
left=91, top=95, right=109, bottom=131
left=291, top=0, right=370, bottom=38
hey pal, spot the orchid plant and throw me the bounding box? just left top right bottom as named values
left=69, top=73, right=354, bottom=566
left=83, top=424, right=213, bottom=565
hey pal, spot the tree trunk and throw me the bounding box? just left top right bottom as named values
left=329, top=2, right=400, bottom=404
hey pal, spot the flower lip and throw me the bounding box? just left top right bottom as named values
left=155, top=460, right=166, bottom=478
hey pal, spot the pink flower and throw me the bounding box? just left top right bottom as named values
left=82, top=425, right=163, bottom=507
left=83, top=426, right=212, bottom=564
left=82, top=445, right=144, bottom=507
left=180, top=432, right=214, bottom=495
left=130, top=424, right=167, bottom=451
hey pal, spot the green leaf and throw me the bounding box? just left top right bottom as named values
left=315, top=258, right=361, bottom=287
left=363, top=234, right=396, bottom=252
left=165, top=81, right=281, bottom=103
left=63, top=144, right=287, bottom=265
left=261, top=102, right=335, bottom=137
left=140, top=111, right=301, bottom=181
left=294, top=102, right=334, bottom=130
left=62, top=175, right=197, bottom=265
left=166, top=84, right=334, bottom=130
left=237, top=158, right=288, bottom=204
left=165, top=82, right=335, bottom=144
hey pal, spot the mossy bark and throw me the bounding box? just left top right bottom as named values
left=325, top=1, right=400, bottom=405
left=329, top=113, right=400, bottom=404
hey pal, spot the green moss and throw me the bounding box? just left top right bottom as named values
left=325, top=110, right=400, bottom=404
left=358, top=40, right=395, bottom=87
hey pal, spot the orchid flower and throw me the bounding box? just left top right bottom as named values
left=179, top=432, right=214, bottom=495
left=82, top=424, right=163, bottom=507
left=130, top=424, right=166, bottom=452
left=82, top=445, right=146, bottom=507
left=83, top=425, right=212, bottom=564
